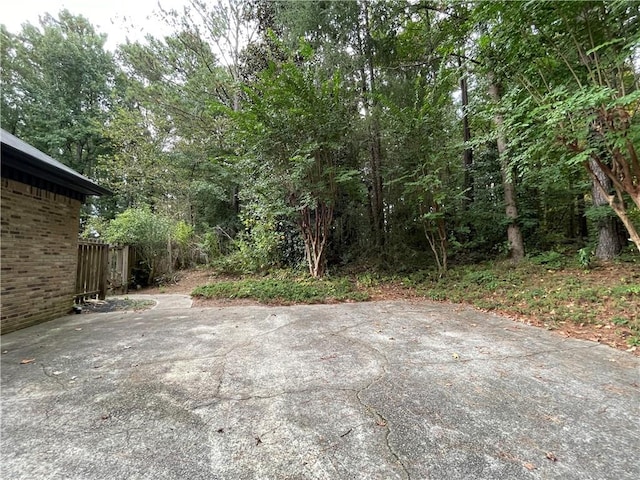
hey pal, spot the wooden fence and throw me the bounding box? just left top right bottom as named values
left=75, top=240, right=135, bottom=302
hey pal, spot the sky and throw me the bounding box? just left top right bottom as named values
left=2, top=0, right=192, bottom=50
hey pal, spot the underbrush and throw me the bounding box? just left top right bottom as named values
left=192, top=275, right=369, bottom=304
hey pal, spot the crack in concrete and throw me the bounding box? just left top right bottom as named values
left=354, top=377, right=411, bottom=480
left=242, top=313, right=305, bottom=340
left=335, top=320, right=411, bottom=480
left=40, top=364, right=68, bottom=390
left=193, top=385, right=360, bottom=407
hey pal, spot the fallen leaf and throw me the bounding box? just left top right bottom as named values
left=20, top=358, right=36, bottom=364
left=523, top=462, right=536, bottom=471
left=375, top=418, right=387, bottom=427
left=546, top=452, right=557, bottom=462
left=101, top=414, right=111, bottom=420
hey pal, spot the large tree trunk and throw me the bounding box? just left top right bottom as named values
left=586, top=158, right=640, bottom=254
left=488, top=75, right=525, bottom=262
left=584, top=108, right=640, bottom=253
left=589, top=158, right=623, bottom=260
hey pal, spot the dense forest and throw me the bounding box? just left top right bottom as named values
left=2, top=0, right=639, bottom=282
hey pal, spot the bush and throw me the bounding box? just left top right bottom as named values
left=105, top=207, right=172, bottom=285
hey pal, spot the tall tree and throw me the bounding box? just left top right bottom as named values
left=1, top=11, right=117, bottom=177
left=116, top=0, right=257, bottom=230
left=487, top=73, right=525, bottom=261
left=231, top=45, right=357, bottom=277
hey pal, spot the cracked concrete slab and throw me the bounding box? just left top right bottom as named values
left=1, top=299, right=638, bottom=480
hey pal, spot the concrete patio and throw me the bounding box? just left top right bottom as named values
left=1, top=296, right=638, bottom=479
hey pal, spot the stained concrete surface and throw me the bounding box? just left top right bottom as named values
left=1, top=298, right=639, bottom=480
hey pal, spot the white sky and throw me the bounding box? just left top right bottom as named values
left=2, top=0, right=192, bottom=50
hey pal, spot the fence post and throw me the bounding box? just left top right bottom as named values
left=99, top=244, right=109, bottom=300
left=122, top=245, right=130, bottom=294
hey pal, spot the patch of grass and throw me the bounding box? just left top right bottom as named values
left=612, top=316, right=629, bottom=326
left=192, top=276, right=369, bottom=304
left=610, top=284, right=640, bottom=296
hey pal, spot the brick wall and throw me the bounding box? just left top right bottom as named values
left=1, top=178, right=81, bottom=333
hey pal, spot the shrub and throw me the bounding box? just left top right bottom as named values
left=105, top=207, right=172, bottom=284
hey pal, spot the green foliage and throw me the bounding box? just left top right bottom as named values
left=228, top=41, right=358, bottom=276
left=192, top=276, right=368, bottom=304
left=104, top=207, right=172, bottom=283
left=199, top=231, right=223, bottom=262
left=528, top=251, right=566, bottom=270
left=577, top=248, right=593, bottom=269
left=173, top=221, right=194, bottom=248
left=475, top=0, right=640, bottom=253
left=6, top=0, right=639, bottom=291
left=1, top=11, right=116, bottom=176
left=463, top=269, right=497, bottom=286
left=104, top=207, right=170, bottom=247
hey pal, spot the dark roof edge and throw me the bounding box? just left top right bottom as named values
left=1, top=129, right=111, bottom=197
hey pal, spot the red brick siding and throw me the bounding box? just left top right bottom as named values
left=1, top=178, right=81, bottom=333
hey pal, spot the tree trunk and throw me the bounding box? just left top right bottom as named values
left=368, top=119, right=384, bottom=245
left=488, top=75, right=525, bottom=262
left=590, top=158, right=623, bottom=260
left=582, top=109, right=640, bottom=253
left=299, top=202, right=333, bottom=278
left=586, top=160, right=640, bottom=254
left=359, top=0, right=385, bottom=247
left=459, top=57, right=473, bottom=205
